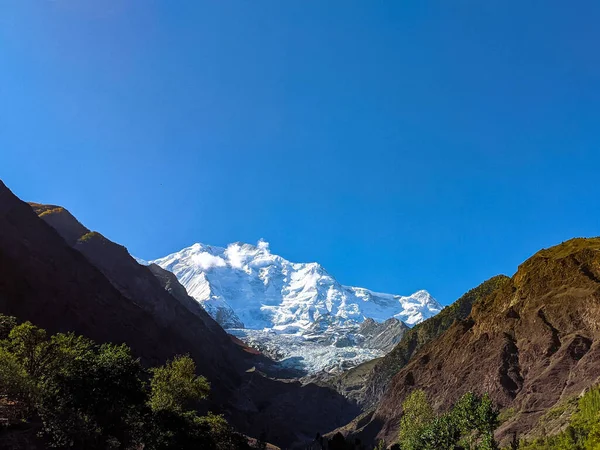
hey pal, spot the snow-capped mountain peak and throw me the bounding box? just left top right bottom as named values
left=151, top=241, right=441, bottom=373
left=152, top=240, right=441, bottom=330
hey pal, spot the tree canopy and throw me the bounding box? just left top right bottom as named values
left=0, top=314, right=252, bottom=450
left=397, top=390, right=499, bottom=450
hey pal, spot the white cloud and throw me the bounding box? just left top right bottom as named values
left=225, top=244, right=245, bottom=269
left=192, top=252, right=227, bottom=270
left=257, top=238, right=270, bottom=251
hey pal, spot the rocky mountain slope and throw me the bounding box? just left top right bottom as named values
left=152, top=242, right=441, bottom=373
left=28, top=202, right=252, bottom=394
left=315, top=275, right=510, bottom=408
left=337, top=237, right=600, bottom=446
left=0, top=186, right=199, bottom=373
left=0, top=180, right=360, bottom=449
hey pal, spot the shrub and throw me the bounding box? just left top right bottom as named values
left=398, top=391, right=499, bottom=450
left=519, top=385, right=600, bottom=449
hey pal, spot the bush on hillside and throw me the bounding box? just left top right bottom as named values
left=519, top=385, right=600, bottom=450
left=397, top=390, right=499, bottom=450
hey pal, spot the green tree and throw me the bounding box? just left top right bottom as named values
left=398, top=390, right=435, bottom=450
left=420, top=414, right=461, bottom=450
left=6, top=322, right=58, bottom=378
left=476, top=394, right=500, bottom=449
left=38, top=342, right=147, bottom=449
left=397, top=391, right=499, bottom=450
left=451, top=392, right=499, bottom=449
left=0, top=346, right=36, bottom=420
left=0, top=320, right=250, bottom=450
left=199, top=413, right=251, bottom=450
left=149, top=355, right=210, bottom=413
left=145, top=409, right=214, bottom=450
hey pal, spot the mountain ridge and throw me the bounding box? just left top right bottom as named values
left=152, top=241, right=441, bottom=330
left=314, top=274, right=511, bottom=409
left=335, top=237, right=600, bottom=447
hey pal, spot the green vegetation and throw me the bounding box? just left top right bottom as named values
left=535, top=237, right=600, bottom=260
left=0, top=314, right=252, bottom=449
left=397, top=390, right=499, bottom=450
left=518, top=386, right=600, bottom=450
left=78, top=231, right=103, bottom=243
left=38, top=206, right=65, bottom=218
left=399, top=390, right=435, bottom=449
left=149, top=355, right=210, bottom=413
left=325, top=432, right=395, bottom=450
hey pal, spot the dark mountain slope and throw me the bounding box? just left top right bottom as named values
left=29, top=203, right=252, bottom=389
left=0, top=182, right=190, bottom=369
left=0, top=182, right=358, bottom=448
left=342, top=238, right=600, bottom=446
left=147, top=262, right=231, bottom=334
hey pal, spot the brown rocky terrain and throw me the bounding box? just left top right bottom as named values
left=337, top=237, right=600, bottom=446
left=314, top=275, right=509, bottom=409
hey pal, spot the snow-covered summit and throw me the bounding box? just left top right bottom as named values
left=151, top=240, right=441, bottom=373
left=152, top=240, right=441, bottom=331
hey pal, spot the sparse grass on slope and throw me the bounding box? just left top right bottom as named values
left=77, top=231, right=104, bottom=243
left=379, top=274, right=511, bottom=381
left=535, top=237, right=600, bottom=260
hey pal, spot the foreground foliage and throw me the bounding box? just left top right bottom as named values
left=0, top=314, right=251, bottom=449
left=398, top=390, right=499, bottom=450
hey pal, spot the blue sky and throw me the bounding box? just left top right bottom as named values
left=1, top=1, right=599, bottom=305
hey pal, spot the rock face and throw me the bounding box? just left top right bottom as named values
left=0, top=181, right=361, bottom=449
left=338, top=238, right=600, bottom=446
left=358, top=318, right=411, bottom=353
left=152, top=242, right=441, bottom=373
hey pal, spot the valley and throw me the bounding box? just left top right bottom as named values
left=3, top=2, right=598, bottom=448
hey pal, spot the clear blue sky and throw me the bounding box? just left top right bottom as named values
left=1, top=1, right=599, bottom=305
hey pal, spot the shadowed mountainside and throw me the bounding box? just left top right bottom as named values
left=0, top=180, right=360, bottom=449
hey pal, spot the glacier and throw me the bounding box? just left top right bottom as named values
left=151, top=240, right=441, bottom=374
